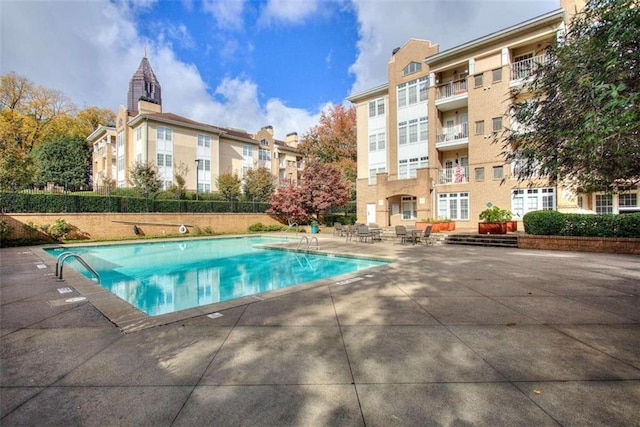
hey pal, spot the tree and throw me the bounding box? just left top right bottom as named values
left=128, top=161, right=162, bottom=194
left=243, top=167, right=276, bottom=202
left=0, top=145, right=37, bottom=189
left=267, top=162, right=351, bottom=224
left=298, top=104, right=356, bottom=196
left=501, top=0, right=640, bottom=193
left=217, top=172, right=241, bottom=202
left=168, top=162, right=189, bottom=199
left=32, top=136, right=91, bottom=188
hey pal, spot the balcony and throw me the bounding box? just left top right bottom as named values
left=435, top=78, right=468, bottom=111
left=439, top=165, right=469, bottom=185
left=510, top=54, right=550, bottom=87
left=435, top=123, right=469, bottom=151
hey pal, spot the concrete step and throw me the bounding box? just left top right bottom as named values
left=444, top=234, right=518, bottom=248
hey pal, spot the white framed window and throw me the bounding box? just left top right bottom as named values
left=368, top=166, right=386, bottom=185
left=408, top=119, right=418, bottom=143
left=368, top=98, right=385, bottom=117
left=135, top=126, right=142, bottom=141
left=397, top=77, right=427, bottom=109
left=198, top=134, right=211, bottom=148
left=419, top=117, right=428, bottom=141
left=369, top=133, right=386, bottom=151
left=401, top=196, right=417, bottom=220
left=398, top=121, right=407, bottom=145
left=512, top=187, right=556, bottom=217
left=157, top=127, right=173, bottom=150
left=259, top=148, right=270, bottom=161
left=595, top=194, right=613, bottom=214
left=399, top=157, right=428, bottom=179
left=438, top=192, right=469, bottom=220
left=403, top=61, right=422, bottom=75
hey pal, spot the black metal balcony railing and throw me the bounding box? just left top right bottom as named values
left=510, top=54, right=549, bottom=81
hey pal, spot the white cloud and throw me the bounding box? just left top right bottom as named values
left=349, top=0, right=558, bottom=96
left=201, top=0, right=246, bottom=30
left=259, top=0, right=320, bottom=25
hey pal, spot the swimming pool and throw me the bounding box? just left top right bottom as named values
left=45, top=237, right=388, bottom=316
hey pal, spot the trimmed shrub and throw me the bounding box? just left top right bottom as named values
left=524, top=211, right=640, bottom=238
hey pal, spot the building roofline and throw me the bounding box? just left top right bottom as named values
left=425, top=8, right=565, bottom=65
left=86, top=125, right=116, bottom=142
left=347, top=83, right=389, bottom=103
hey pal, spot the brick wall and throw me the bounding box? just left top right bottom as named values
left=518, top=235, right=640, bottom=255
left=1, top=213, right=281, bottom=240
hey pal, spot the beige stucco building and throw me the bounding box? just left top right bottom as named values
left=348, top=0, right=637, bottom=229
left=88, top=57, right=301, bottom=194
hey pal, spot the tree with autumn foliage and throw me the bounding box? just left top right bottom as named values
left=298, top=104, right=356, bottom=194
left=267, top=162, right=351, bottom=224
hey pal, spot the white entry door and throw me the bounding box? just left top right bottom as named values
left=366, top=203, right=376, bottom=224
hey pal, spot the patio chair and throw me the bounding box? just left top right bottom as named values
left=345, top=224, right=356, bottom=242
left=395, top=225, right=408, bottom=244
left=357, top=224, right=371, bottom=243
left=419, top=224, right=436, bottom=246
left=333, top=222, right=344, bottom=236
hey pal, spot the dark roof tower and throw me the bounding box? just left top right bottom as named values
left=127, top=54, right=162, bottom=114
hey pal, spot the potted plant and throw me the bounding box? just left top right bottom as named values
left=478, top=205, right=512, bottom=234
left=415, top=219, right=430, bottom=231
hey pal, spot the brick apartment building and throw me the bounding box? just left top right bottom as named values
left=88, top=56, right=302, bottom=193
left=348, top=0, right=639, bottom=229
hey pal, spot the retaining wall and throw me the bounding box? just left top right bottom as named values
left=1, top=213, right=282, bottom=240
left=518, top=235, right=640, bottom=255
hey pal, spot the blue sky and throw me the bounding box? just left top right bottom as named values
left=1, top=0, right=558, bottom=139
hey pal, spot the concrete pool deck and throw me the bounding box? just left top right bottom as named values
left=1, top=234, right=639, bottom=425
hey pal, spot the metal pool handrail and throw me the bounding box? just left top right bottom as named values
left=55, top=252, right=101, bottom=283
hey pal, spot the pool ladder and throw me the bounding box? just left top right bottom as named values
left=297, top=236, right=319, bottom=251
left=55, top=252, right=101, bottom=283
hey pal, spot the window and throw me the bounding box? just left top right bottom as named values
left=369, top=133, right=386, bottom=151
left=438, top=192, right=469, bottom=220
left=492, top=68, right=502, bottom=82
left=243, top=145, right=253, bottom=158
left=398, top=122, right=407, bottom=145
left=493, top=165, right=503, bottom=179
left=402, top=61, right=422, bottom=75
left=595, top=194, right=613, bottom=214
left=419, top=79, right=428, bottom=102
left=475, top=167, right=484, bottom=181
left=474, top=74, right=483, bottom=87
left=165, top=154, right=172, bottom=167
left=368, top=99, right=385, bottom=117
left=408, top=85, right=417, bottom=104
left=401, top=196, right=417, bottom=220
left=399, top=157, right=427, bottom=179
left=157, top=153, right=164, bottom=166
left=157, top=127, right=173, bottom=151
left=397, top=84, right=407, bottom=108
left=259, top=148, right=270, bottom=161
left=408, top=119, right=418, bottom=143
left=419, top=117, right=428, bottom=141
left=492, top=117, right=503, bottom=132
left=512, top=187, right=556, bottom=217
left=475, top=120, right=484, bottom=135
left=368, top=166, right=386, bottom=185
left=198, top=134, right=211, bottom=148
left=135, top=127, right=142, bottom=141
left=619, top=193, right=637, bottom=209
left=397, top=77, right=427, bottom=108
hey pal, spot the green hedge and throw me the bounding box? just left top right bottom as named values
left=0, top=191, right=269, bottom=214
left=523, top=210, right=640, bottom=238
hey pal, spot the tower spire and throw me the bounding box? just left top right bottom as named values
left=127, top=55, right=162, bottom=114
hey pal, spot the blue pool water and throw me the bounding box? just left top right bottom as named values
left=45, top=237, right=388, bottom=316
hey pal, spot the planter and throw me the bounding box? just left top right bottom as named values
left=478, top=222, right=507, bottom=235
left=507, top=221, right=518, bottom=232
left=415, top=222, right=429, bottom=231
left=447, top=221, right=456, bottom=231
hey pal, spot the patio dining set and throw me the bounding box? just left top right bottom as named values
left=334, top=223, right=435, bottom=246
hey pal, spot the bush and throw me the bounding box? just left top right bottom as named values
left=248, top=222, right=287, bottom=232
left=524, top=211, right=640, bottom=238
left=48, top=218, right=72, bottom=238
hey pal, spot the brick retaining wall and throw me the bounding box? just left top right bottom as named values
left=1, top=213, right=282, bottom=240
left=518, top=235, right=640, bottom=255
